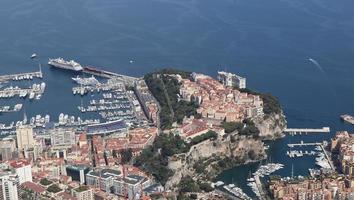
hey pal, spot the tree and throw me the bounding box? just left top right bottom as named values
left=120, top=148, right=133, bottom=164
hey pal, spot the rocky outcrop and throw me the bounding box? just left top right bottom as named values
left=165, top=135, right=266, bottom=190
left=254, top=112, right=287, bottom=139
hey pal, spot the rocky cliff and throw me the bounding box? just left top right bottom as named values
left=165, top=135, right=266, bottom=190
left=254, top=112, right=287, bottom=139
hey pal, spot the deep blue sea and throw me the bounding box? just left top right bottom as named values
left=1, top=0, right=354, bottom=197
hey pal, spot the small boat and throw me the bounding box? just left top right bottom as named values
left=31, top=53, right=37, bottom=59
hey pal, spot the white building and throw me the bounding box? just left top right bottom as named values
left=16, top=126, right=34, bottom=151
left=217, top=71, right=246, bottom=89
left=50, top=128, right=76, bottom=146
left=9, top=160, right=32, bottom=184
left=0, top=172, right=19, bottom=200
left=72, top=186, right=94, bottom=200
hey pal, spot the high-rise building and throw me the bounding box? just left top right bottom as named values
left=66, top=165, right=89, bottom=184
left=0, top=138, right=16, bottom=161
left=217, top=71, right=246, bottom=89
left=16, top=126, right=34, bottom=151
left=0, top=172, right=19, bottom=200
left=9, top=160, right=32, bottom=184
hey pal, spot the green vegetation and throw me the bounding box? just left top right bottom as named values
left=144, top=69, right=199, bottom=129
left=46, top=184, right=61, bottom=193
left=189, top=130, right=217, bottom=145
left=134, top=133, right=189, bottom=185
left=39, top=178, right=52, bottom=186
left=120, top=148, right=133, bottom=164
left=221, top=121, right=244, bottom=133
left=222, top=119, right=260, bottom=137
left=239, top=88, right=282, bottom=115
left=179, top=176, right=200, bottom=192
left=198, top=182, right=213, bottom=192
left=74, top=186, right=89, bottom=192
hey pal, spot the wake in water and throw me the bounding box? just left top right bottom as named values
left=308, top=58, right=325, bottom=74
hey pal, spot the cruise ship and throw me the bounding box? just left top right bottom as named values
left=48, top=58, right=83, bottom=71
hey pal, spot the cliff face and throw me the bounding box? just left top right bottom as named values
left=165, top=135, right=266, bottom=190
left=254, top=112, right=287, bottom=139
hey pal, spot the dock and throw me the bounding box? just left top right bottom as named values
left=83, top=66, right=138, bottom=86
left=254, top=175, right=269, bottom=200
left=284, top=127, right=330, bottom=135
left=287, top=141, right=323, bottom=148
left=0, top=71, right=42, bottom=82
left=320, top=145, right=335, bottom=170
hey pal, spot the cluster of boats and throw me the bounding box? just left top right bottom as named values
left=58, top=113, right=100, bottom=126
left=246, top=163, right=284, bottom=199
left=250, top=163, right=284, bottom=178
left=0, top=83, right=46, bottom=100
left=72, top=75, right=100, bottom=86
left=11, top=73, right=42, bottom=81
left=287, top=150, right=317, bottom=158
left=223, top=184, right=252, bottom=200
left=72, top=79, right=124, bottom=96
left=316, top=152, right=331, bottom=169
left=0, top=104, right=23, bottom=113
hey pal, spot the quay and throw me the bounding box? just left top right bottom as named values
left=284, top=127, right=330, bottom=135
left=83, top=66, right=138, bottom=86
left=0, top=71, right=42, bottom=82
left=254, top=175, right=269, bottom=200
left=287, top=141, right=323, bottom=148
left=320, top=145, right=335, bottom=170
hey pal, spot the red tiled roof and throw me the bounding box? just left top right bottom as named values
left=21, top=181, right=45, bottom=193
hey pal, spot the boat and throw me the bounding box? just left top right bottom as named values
left=340, top=114, right=354, bottom=125
left=48, top=57, right=83, bottom=71
left=31, top=53, right=37, bottom=59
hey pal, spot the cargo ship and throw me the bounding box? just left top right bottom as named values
left=340, top=114, right=354, bottom=125
left=48, top=58, right=83, bottom=71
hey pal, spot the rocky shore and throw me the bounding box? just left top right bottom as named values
left=164, top=112, right=286, bottom=190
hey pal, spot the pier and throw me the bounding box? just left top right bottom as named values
left=284, top=127, right=330, bottom=135
left=83, top=66, right=138, bottom=86
left=287, top=141, right=323, bottom=148
left=254, top=176, right=269, bottom=200
left=0, top=71, right=42, bottom=82
left=320, top=145, right=335, bottom=170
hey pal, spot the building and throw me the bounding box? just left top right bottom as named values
left=50, top=128, right=76, bottom=146
left=16, top=125, right=34, bottom=151
left=0, top=172, right=19, bottom=200
left=72, top=186, right=93, bottom=200
left=66, top=165, right=90, bottom=184
left=217, top=71, right=246, bottom=89
left=0, top=138, right=16, bottom=161
left=112, top=174, right=152, bottom=200
left=134, top=79, right=159, bottom=124
left=9, top=160, right=32, bottom=184
left=86, top=168, right=121, bottom=192
left=86, top=168, right=153, bottom=200
left=20, top=181, right=45, bottom=199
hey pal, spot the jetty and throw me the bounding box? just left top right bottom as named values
left=83, top=66, right=138, bottom=86
left=284, top=127, right=330, bottom=135
left=0, top=71, right=42, bottom=82
left=287, top=141, right=323, bottom=148
left=254, top=175, right=269, bottom=200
